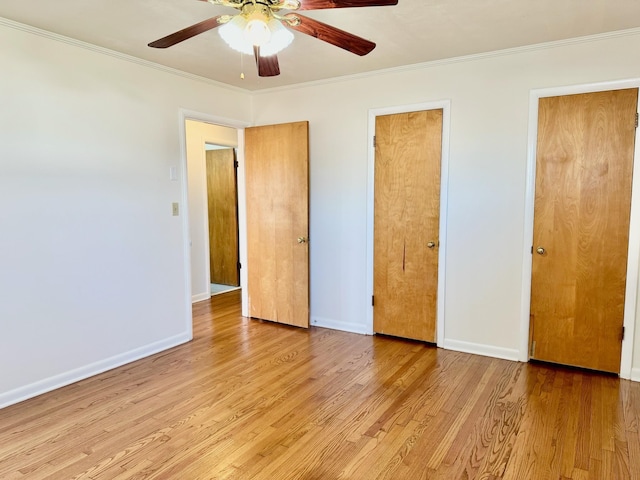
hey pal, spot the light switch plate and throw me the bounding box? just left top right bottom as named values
left=169, top=166, right=178, bottom=181
left=172, top=202, right=179, bottom=216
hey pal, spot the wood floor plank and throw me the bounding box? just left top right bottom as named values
left=2, top=290, right=640, bottom=479
left=437, top=361, right=527, bottom=479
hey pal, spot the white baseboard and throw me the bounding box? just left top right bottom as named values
left=442, top=338, right=520, bottom=362
left=631, top=368, right=640, bottom=382
left=192, top=292, right=211, bottom=303
left=0, top=332, right=192, bottom=410
left=311, top=316, right=372, bottom=335
left=308, top=320, right=521, bottom=363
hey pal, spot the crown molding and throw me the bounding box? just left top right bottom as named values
left=2, top=15, right=640, bottom=95
left=253, top=27, right=640, bottom=95
left=0, top=16, right=251, bottom=94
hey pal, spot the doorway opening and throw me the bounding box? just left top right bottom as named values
left=182, top=112, right=250, bottom=319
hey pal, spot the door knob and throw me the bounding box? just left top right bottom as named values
left=536, top=246, right=546, bottom=255
left=427, top=242, right=436, bottom=249
left=297, top=237, right=307, bottom=244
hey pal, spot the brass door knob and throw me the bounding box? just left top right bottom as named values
left=297, top=237, right=307, bottom=244
left=536, top=246, right=546, bottom=255
left=427, top=242, right=436, bottom=249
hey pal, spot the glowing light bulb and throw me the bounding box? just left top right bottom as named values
left=219, top=16, right=252, bottom=54
left=260, top=19, right=294, bottom=56
left=245, top=19, right=271, bottom=47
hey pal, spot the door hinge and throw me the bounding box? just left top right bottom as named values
left=234, top=160, right=239, bottom=169
left=373, top=135, right=376, bottom=148
left=530, top=340, right=536, bottom=358
left=531, top=245, right=533, bottom=254
left=237, top=262, right=242, bottom=270
left=635, top=113, right=638, bottom=129
left=372, top=295, right=375, bottom=307
left=622, top=326, right=626, bottom=341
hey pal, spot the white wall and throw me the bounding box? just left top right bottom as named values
left=185, top=120, right=239, bottom=302
left=251, top=31, right=640, bottom=365
left=3, top=18, right=640, bottom=410
left=0, top=21, right=251, bottom=407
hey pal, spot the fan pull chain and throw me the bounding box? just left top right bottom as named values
left=240, top=53, right=245, bottom=80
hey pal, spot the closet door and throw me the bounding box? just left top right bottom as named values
left=206, top=148, right=239, bottom=286
left=373, top=110, right=443, bottom=342
left=530, top=88, right=638, bottom=373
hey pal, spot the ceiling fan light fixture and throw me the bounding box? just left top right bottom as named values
left=219, top=9, right=294, bottom=57
left=150, top=0, right=397, bottom=77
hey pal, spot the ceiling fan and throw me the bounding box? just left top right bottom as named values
left=148, top=0, right=398, bottom=77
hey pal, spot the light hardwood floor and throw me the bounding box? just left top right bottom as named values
left=2, top=291, right=640, bottom=479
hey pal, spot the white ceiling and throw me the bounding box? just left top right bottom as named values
left=2, top=0, right=640, bottom=91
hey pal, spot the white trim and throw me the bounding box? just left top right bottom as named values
left=192, top=292, right=211, bottom=304
left=178, top=113, right=195, bottom=338
left=0, top=17, right=249, bottom=94
left=524, top=79, right=640, bottom=100
left=236, top=129, right=249, bottom=317
left=366, top=100, right=451, bottom=346
left=519, top=92, right=540, bottom=362
left=311, top=317, right=372, bottom=336
left=440, top=106, right=451, bottom=347
left=521, top=80, right=640, bottom=379
left=4, top=16, right=638, bottom=96
left=178, top=110, right=251, bottom=316
left=252, top=27, right=640, bottom=96
left=443, top=339, right=520, bottom=362
left=631, top=368, right=640, bottom=383
left=180, top=109, right=250, bottom=132
left=0, top=333, right=191, bottom=409
left=623, top=97, right=640, bottom=379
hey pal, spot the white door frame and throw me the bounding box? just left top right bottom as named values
left=519, top=79, right=640, bottom=379
left=179, top=109, right=251, bottom=324
left=366, top=101, right=451, bottom=346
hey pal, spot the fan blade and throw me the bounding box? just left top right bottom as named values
left=297, top=0, right=398, bottom=10
left=284, top=14, right=375, bottom=56
left=254, top=47, right=281, bottom=77
left=148, top=16, right=223, bottom=48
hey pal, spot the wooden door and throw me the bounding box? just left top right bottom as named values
left=530, top=88, right=638, bottom=373
left=206, top=148, right=240, bottom=286
left=244, top=121, right=309, bottom=328
left=373, top=110, right=443, bottom=342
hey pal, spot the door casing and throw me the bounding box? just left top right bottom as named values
left=366, top=101, right=451, bottom=346
left=521, top=80, right=640, bottom=379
